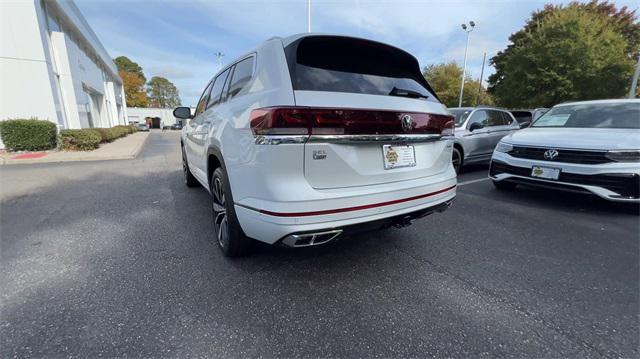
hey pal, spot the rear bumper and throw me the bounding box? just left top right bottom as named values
left=490, top=151, right=640, bottom=203
left=234, top=174, right=456, bottom=244
left=277, top=198, right=454, bottom=247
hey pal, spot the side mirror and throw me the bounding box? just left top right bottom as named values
left=173, top=107, right=192, bottom=119
left=519, top=121, right=530, bottom=129
left=469, top=122, right=484, bottom=132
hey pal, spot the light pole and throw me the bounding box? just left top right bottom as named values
left=629, top=53, right=640, bottom=98
left=458, top=21, right=475, bottom=107
left=215, top=51, right=224, bottom=70
left=307, top=0, right=311, bottom=33
left=475, top=52, right=486, bottom=106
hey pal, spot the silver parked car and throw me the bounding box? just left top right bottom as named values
left=448, top=107, right=520, bottom=173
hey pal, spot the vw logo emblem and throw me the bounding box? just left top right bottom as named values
left=544, top=149, right=559, bottom=160
left=401, top=114, right=413, bottom=132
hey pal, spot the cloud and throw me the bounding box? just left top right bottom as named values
left=148, top=65, right=194, bottom=79
left=77, top=0, right=640, bottom=105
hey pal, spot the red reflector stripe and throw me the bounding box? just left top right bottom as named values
left=258, top=185, right=456, bottom=217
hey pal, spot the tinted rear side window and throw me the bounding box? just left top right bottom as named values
left=285, top=36, right=438, bottom=102
left=195, top=81, right=213, bottom=117
left=487, top=110, right=507, bottom=126
left=226, top=57, right=255, bottom=101
left=207, top=68, right=231, bottom=109
left=500, top=111, right=513, bottom=125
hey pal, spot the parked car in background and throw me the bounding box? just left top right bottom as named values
left=490, top=99, right=640, bottom=202
left=448, top=107, right=519, bottom=173
left=171, top=123, right=182, bottom=130
left=135, top=123, right=149, bottom=132
left=509, top=108, right=548, bottom=128
left=174, top=34, right=457, bottom=257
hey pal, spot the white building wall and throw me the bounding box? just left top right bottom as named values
left=0, top=0, right=127, bottom=148
left=50, top=31, right=81, bottom=129
left=0, top=1, right=59, bottom=125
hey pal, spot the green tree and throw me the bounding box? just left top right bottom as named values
left=114, top=56, right=146, bottom=82
left=147, top=76, right=181, bottom=108
left=488, top=1, right=639, bottom=108
left=119, top=71, right=148, bottom=107
left=423, top=61, right=494, bottom=107
left=114, top=56, right=148, bottom=107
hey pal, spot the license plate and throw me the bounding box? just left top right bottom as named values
left=382, top=145, right=416, bottom=170
left=531, top=166, right=560, bottom=180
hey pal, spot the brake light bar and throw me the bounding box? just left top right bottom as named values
left=250, top=107, right=454, bottom=137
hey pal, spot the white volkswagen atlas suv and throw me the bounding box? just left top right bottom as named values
left=490, top=99, right=640, bottom=203
left=173, top=34, right=457, bottom=256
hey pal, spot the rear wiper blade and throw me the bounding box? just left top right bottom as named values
left=388, top=87, right=429, bottom=99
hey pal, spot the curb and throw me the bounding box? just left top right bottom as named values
left=0, top=132, right=150, bottom=165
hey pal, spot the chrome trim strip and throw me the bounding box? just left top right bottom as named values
left=507, top=143, right=608, bottom=153
left=307, top=134, right=443, bottom=144
left=254, top=135, right=307, bottom=145
left=254, top=134, right=446, bottom=145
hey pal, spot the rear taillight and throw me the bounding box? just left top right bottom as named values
left=250, top=107, right=454, bottom=137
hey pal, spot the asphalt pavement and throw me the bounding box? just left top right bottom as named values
left=1, top=132, right=638, bottom=358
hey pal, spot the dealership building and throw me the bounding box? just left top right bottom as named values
left=0, top=0, right=127, bottom=141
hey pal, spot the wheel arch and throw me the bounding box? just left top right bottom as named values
left=206, top=146, right=225, bottom=186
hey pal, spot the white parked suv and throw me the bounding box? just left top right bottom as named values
left=173, top=34, right=457, bottom=256
left=490, top=99, right=640, bottom=202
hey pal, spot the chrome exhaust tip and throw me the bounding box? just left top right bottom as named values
left=281, top=229, right=343, bottom=248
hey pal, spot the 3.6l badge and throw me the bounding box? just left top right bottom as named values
left=313, top=150, right=327, bottom=160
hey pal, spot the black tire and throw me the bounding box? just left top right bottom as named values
left=210, top=167, right=252, bottom=257
left=492, top=180, right=517, bottom=190
left=182, top=146, right=199, bottom=188
left=452, top=147, right=462, bottom=174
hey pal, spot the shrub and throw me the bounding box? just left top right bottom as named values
left=114, top=124, right=137, bottom=134
left=59, top=129, right=101, bottom=151
left=0, top=118, right=57, bottom=151
left=112, top=127, right=128, bottom=138
left=94, top=128, right=118, bottom=143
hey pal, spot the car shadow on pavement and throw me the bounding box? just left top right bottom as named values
left=488, top=183, right=640, bottom=216
left=457, top=163, right=638, bottom=216
left=458, top=163, right=489, bottom=174
left=0, top=168, right=415, bottom=354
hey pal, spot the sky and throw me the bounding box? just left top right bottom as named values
left=76, top=0, right=638, bottom=107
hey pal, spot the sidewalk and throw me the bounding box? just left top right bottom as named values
left=0, top=131, right=149, bottom=165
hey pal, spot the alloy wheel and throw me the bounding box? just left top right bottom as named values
left=211, top=177, right=229, bottom=248
left=452, top=150, right=461, bottom=174
left=182, top=150, right=189, bottom=182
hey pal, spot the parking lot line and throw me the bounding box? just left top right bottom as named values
left=458, top=177, right=490, bottom=186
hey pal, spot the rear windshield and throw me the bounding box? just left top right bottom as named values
left=284, top=36, right=438, bottom=102
left=531, top=102, right=640, bottom=129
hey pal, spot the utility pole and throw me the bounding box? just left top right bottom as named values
left=476, top=52, right=486, bottom=106
left=629, top=53, right=640, bottom=98
left=215, top=51, right=224, bottom=70
left=307, top=0, right=311, bottom=33
left=458, top=21, right=475, bottom=107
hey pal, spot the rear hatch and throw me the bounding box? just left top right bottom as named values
left=284, top=35, right=453, bottom=189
